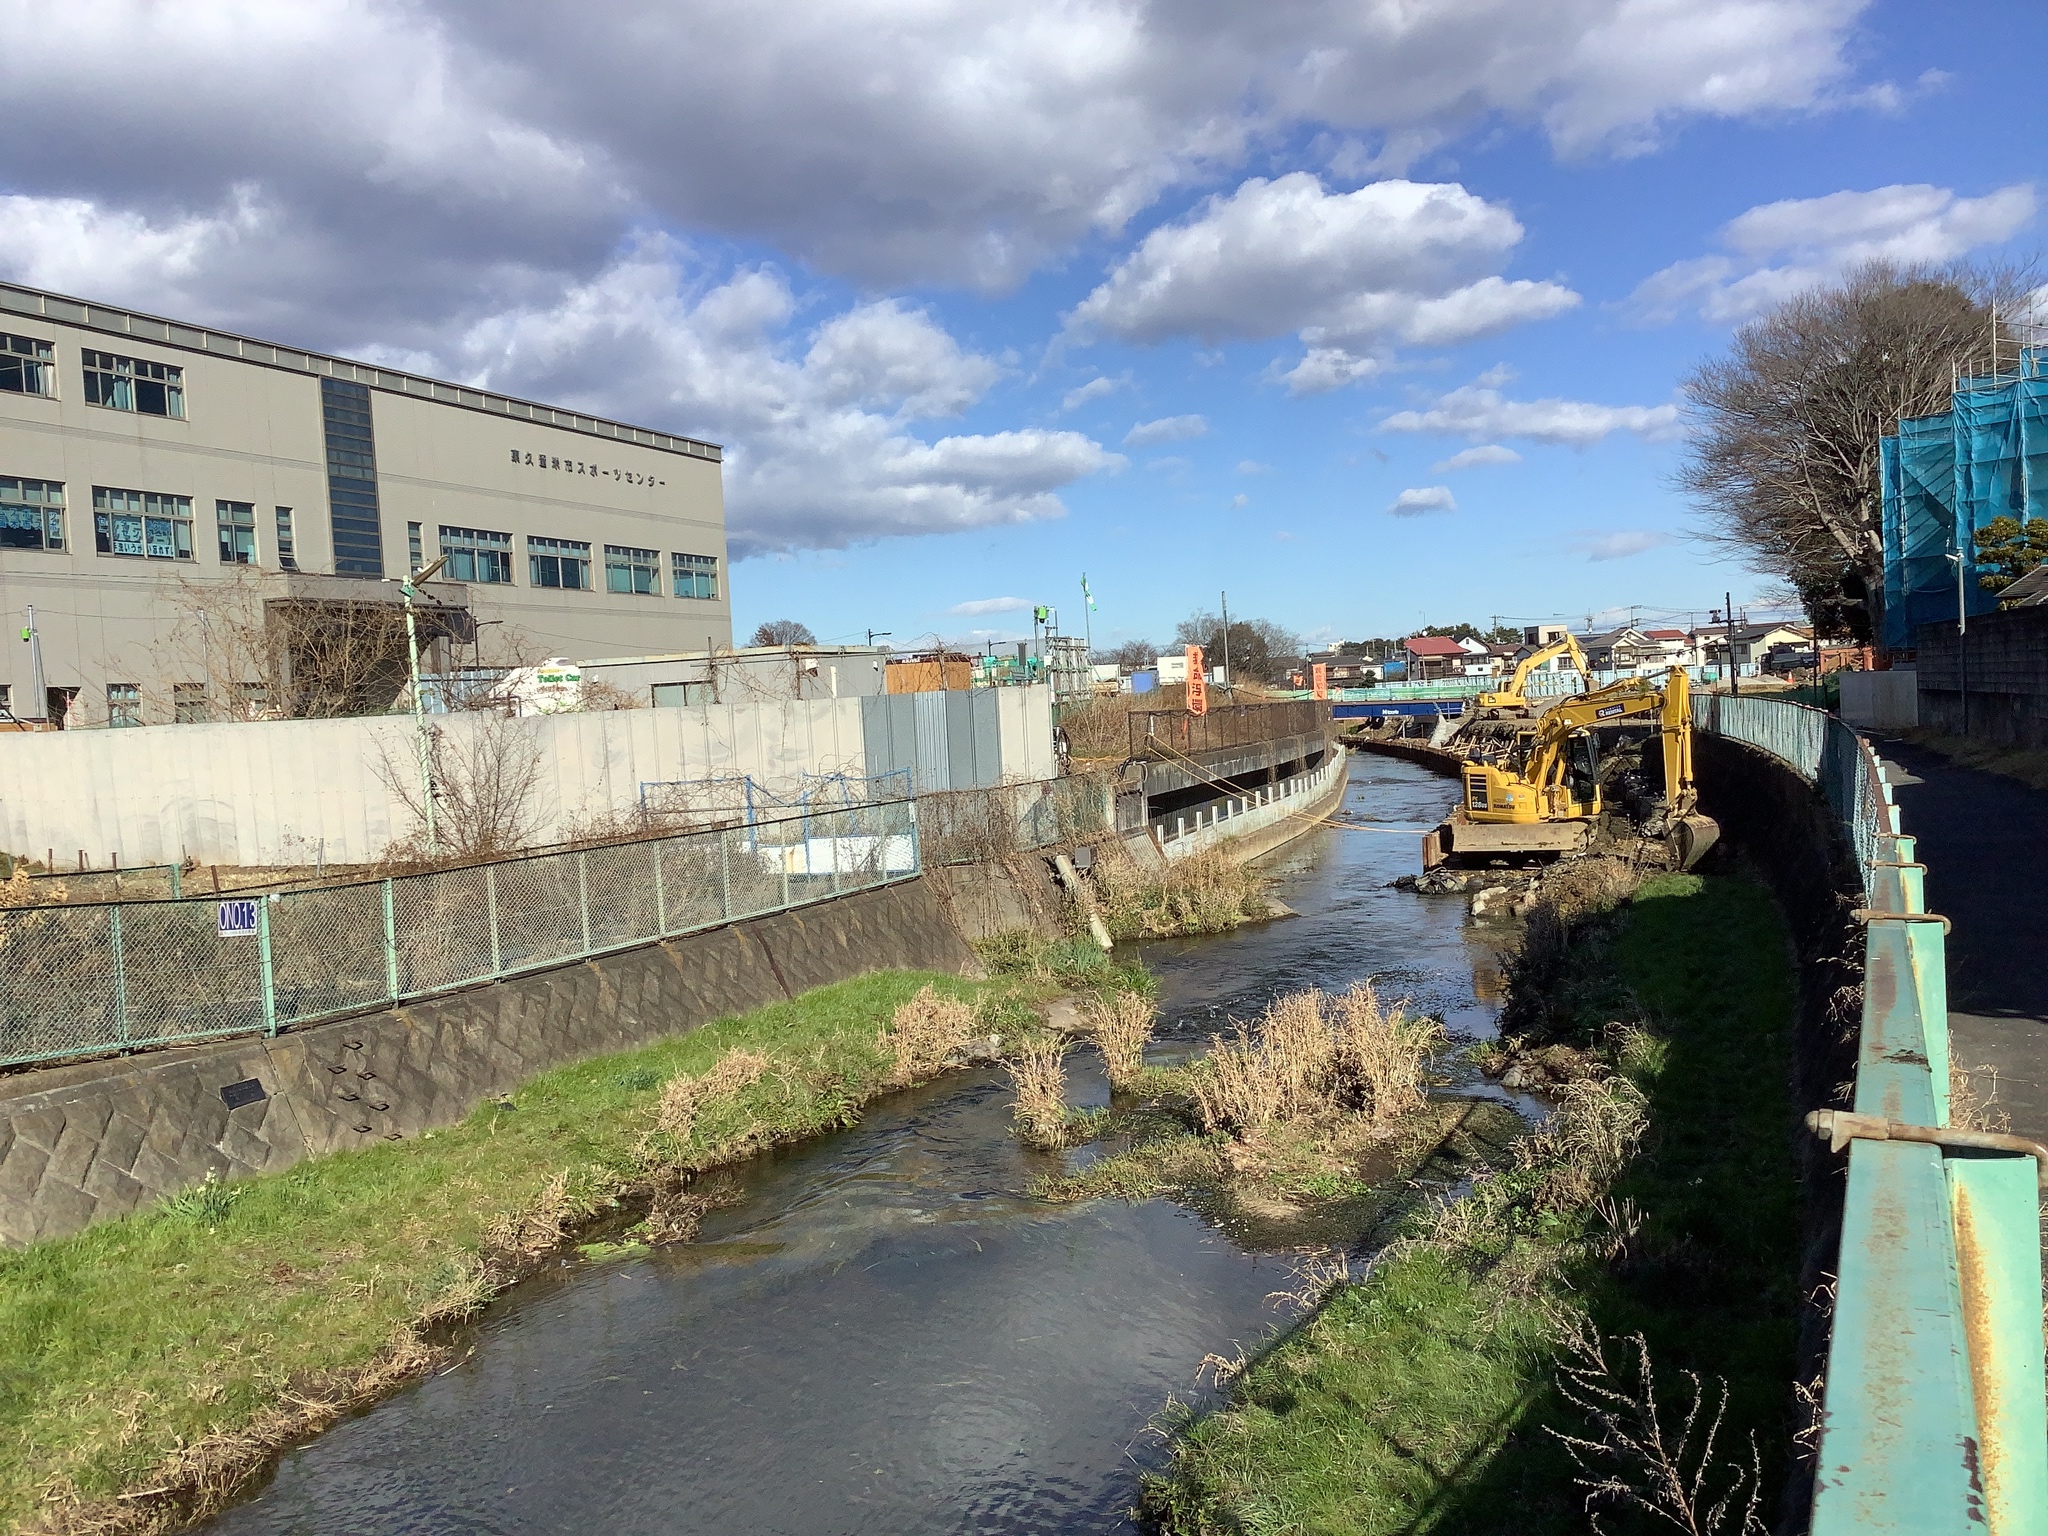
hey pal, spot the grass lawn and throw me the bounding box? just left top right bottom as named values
left=0, top=968, right=1042, bottom=1532
left=1145, top=873, right=1804, bottom=1535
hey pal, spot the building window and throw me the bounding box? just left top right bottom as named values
left=321, top=377, right=383, bottom=575
left=0, top=333, right=54, bottom=397
left=275, top=506, right=297, bottom=569
left=82, top=350, right=185, bottom=418
left=651, top=681, right=716, bottom=708
left=217, top=500, right=256, bottom=564
left=529, top=535, right=592, bottom=590
left=605, top=544, right=660, bottom=595
left=407, top=521, right=423, bottom=574
left=235, top=680, right=270, bottom=720
left=173, top=683, right=209, bottom=724
left=671, top=552, right=718, bottom=600
left=93, top=487, right=193, bottom=560
left=439, top=525, right=514, bottom=583
left=0, top=476, right=65, bottom=551
left=107, top=683, right=141, bottom=728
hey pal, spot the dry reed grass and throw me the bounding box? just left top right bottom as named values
left=1519, top=1075, right=1650, bottom=1211
left=879, top=984, right=978, bottom=1085
left=637, top=1049, right=771, bottom=1163
left=1187, top=983, right=1445, bottom=1138
left=1006, top=1037, right=1072, bottom=1148
left=1085, top=989, right=1157, bottom=1090
left=1093, top=842, right=1270, bottom=939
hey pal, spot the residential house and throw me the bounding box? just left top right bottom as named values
left=1403, top=634, right=1470, bottom=681
left=1696, top=623, right=1811, bottom=672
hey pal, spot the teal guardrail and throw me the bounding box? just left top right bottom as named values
left=0, top=799, right=920, bottom=1069
left=1694, top=694, right=2046, bottom=1535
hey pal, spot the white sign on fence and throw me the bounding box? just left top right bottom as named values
left=217, top=898, right=259, bottom=938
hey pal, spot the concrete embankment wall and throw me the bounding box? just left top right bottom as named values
left=1915, top=606, right=2048, bottom=747
left=0, top=685, right=1056, bottom=869
left=1156, top=749, right=1350, bottom=864
left=0, top=877, right=978, bottom=1248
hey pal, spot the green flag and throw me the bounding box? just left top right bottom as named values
left=1081, top=573, right=1096, bottom=610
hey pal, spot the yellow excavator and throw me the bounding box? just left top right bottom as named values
left=1474, top=632, right=1587, bottom=717
left=1423, top=668, right=1718, bottom=870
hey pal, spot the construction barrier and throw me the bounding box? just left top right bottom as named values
left=1695, top=693, right=2046, bottom=1536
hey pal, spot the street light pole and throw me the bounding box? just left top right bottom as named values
left=19, top=604, right=47, bottom=722
left=399, top=554, right=449, bottom=853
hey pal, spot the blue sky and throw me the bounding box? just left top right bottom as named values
left=3, top=0, right=2040, bottom=654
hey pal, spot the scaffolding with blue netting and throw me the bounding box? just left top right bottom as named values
left=1881, top=346, right=2048, bottom=648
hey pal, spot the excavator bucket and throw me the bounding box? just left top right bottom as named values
left=1671, top=813, right=1720, bottom=871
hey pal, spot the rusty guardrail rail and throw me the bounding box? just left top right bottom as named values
left=1127, top=699, right=1330, bottom=758
left=1694, top=694, right=2045, bottom=1535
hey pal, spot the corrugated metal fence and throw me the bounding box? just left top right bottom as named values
left=0, top=801, right=917, bottom=1071
left=1695, top=693, right=2046, bottom=1535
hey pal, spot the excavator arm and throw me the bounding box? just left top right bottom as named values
left=1477, top=633, right=1588, bottom=713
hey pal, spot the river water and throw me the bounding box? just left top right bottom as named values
left=208, top=754, right=1495, bottom=1536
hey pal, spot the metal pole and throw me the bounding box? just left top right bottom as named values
left=257, top=897, right=277, bottom=1036
left=718, top=828, right=733, bottom=920
left=382, top=878, right=400, bottom=1000
left=577, top=850, right=591, bottom=953
left=110, top=904, right=129, bottom=1047
left=1219, top=590, right=1231, bottom=694
left=21, top=604, right=47, bottom=721
left=1957, top=542, right=1971, bottom=737
left=1725, top=590, right=1739, bottom=697
left=399, top=554, right=448, bottom=854
left=652, top=838, right=667, bottom=934
left=486, top=863, right=502, bottom=973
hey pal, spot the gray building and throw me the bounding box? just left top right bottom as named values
left=0, top=281, right=730, bottom=727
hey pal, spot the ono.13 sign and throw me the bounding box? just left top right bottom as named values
left=217, top=898, right=260, bottom=938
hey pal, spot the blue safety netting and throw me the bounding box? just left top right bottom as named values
left=1880, top=348, right=2048, bottom=647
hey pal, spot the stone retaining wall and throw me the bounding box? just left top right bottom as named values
left=0, top=878, right=978, bottom=1247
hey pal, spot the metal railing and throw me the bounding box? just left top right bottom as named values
left=1695, top=695, right=2045, bottom=1534
left=1128, top=700, right=1329, bottom=758
left=0, top=801, right=919, bottom=1070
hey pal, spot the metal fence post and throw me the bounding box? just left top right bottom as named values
left=830, top=812, right=843, bottom=896
left=577, top=850, right=592, bottom=954
left=909, top=799, right=922, bottom=877
left=382, top=878, right=399, bottom=1001
left=110, top=905, right=130, bottom=1048
left=718, top=828, right=733, bottom=921
left=257, top=897, right=278, bottom=1037
left=653, top=838, right=668, bottom=934
left=169, top=864, right=182, bottom=900
left=486, top=863, right=502, bottom=974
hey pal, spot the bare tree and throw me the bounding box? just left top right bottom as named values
left=377, top=710, right=546, bottom=861
left=1101, top=639, right=1158, bottom=670
left=1680, top=260, right=2027, bottom=641
left=1172, top=609, right=1300, bottom=682
left=749, top=619, right=817, bottom=647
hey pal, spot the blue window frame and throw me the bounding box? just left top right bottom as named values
left=529, top=535, right=592, bottom=589
left=83, top=350, right=184, bottom=418
left=0, top=334, right=54, bottom=397
left=93, top=486, right=192, bottom=560
left=0, top=477, right=64, bottom=550
left=439, top=525, right=514, bottom=583
left=671, top=552, right=718, bottom=600
left=605, top=544, right=660, bottom=595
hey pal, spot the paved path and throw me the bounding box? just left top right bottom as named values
left=1878, top=741, right=2048, bottom=1140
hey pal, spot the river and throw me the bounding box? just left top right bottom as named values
left=206, top=753, right=1497, bottom=1535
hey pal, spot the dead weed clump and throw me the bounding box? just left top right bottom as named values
left=1086, top=989, right=1157, bottom=1090
left=637, top=1049, right=772, bottom=1164
left=1187, top=984, right=1446, bottom=1138
left=1519, top=1075, right=1650, bottom=1211
left=1093, top=843, right=1270, bottom=940
left=880, top=984, right=977, bottom=1085
left=1007, top=1038, right=1072, bottom=1148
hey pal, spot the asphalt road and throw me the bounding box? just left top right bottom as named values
left=1878, top=740, right=2048, bottom=1140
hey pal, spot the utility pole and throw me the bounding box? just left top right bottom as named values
left=1724, top=590, right=1739, bottom=696
left=399, top=554, right=449, bottom=853
left=1952, top=545, right=1971, bottom=736
left=19, top=604, right=47, bottom=722
left=1219, top=589, right=1231, bottom=693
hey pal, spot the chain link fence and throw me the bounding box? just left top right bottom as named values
left=915, top=776, right=1110, bottom=864
left=0, top=800, right=919, bottom=1070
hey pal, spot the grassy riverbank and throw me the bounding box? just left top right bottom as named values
left=1144, top=872, right=1803, bottom=1534
left=0, top=969, right=1054, bottom=1535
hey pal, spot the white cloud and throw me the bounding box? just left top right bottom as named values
left=1575, top=530, right=1677, bottom=560
left=1629, top=181, right=2038, bottom=323
left=1237, top=460, right=1270, bottom=474
left=1068, top=173, right=1578, bottom=390
left=448, top=236, right=1122, bottom=556
left=1381, top=383, right=1681, bottom=447
left=1060, top=373, right=1128, bottom=412
left=1389, top=485, right=1457, bottom=516
left=1123, top=413, right=1209, bottom=446
left=1433, top=443, right=1523, bottom=470
left=949, top=596, right=1033, bottom=615
left=1230, top=493, right=1249, bottom=508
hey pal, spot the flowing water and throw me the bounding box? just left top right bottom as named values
left=208, top=753, right=1503, bottom=1536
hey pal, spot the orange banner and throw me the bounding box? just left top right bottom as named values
left=1311, top=662, right=1328, bottom=700
left=1185, top=645, right=1207, bottom=716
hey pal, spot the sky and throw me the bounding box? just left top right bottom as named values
left=2, top=0, right=2042, bottom=655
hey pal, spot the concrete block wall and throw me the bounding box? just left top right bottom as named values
left=0, top=877, right=978, bottom=1247
left=1914, top=608, right=2048, bottom=747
